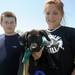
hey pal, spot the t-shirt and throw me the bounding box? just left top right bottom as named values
left=0, top=33, right=24, bottom=75
left=29, top=26, right=75, bottom=75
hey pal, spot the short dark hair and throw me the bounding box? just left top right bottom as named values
left=1, top=11, right=17, bottom=23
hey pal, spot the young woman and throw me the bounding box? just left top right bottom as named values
left=43, top=0, right=75, bottom=75
left=22, top=0, right=75, bottom=75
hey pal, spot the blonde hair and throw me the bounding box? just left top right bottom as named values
left=44, top=0, right=64, bottom=16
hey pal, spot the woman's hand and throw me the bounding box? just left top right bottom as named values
left=71, top=69, right=75, bottom=75
left=32, top=48, right=43, bottom=60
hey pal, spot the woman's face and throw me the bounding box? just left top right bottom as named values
left=45, top=3, right=63, bottom=30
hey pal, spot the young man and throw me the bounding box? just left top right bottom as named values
left=0, top=11, right=24, bottom=75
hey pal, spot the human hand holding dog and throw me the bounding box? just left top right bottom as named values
left=71, top=69, right=75, bottom=75
left=32, top=48, right=43, bottom=61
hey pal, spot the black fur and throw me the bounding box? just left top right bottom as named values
left=22, top=30, right=50, bottom=52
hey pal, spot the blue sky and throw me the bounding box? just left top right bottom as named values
left=0, top=0, right=75, bottom=34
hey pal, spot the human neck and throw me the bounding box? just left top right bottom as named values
left=5, top=32, right=16, bottom=36
left=48, top=25, right=61, bottom=32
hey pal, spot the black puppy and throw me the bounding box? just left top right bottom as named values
left=22, top=30, right=60, bottom=75
left=23, top=30, right=50, bottom=53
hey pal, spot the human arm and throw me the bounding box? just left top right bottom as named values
left=23, top=63, right=29, bottom=75
left=71, top=69, right=75, bottom=75
left=32, top=48, right=43, bottom=61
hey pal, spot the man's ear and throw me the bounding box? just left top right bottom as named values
left=39, top=30, right=50, bottom=41
left=0, top=16, right=2, bottom=26
left=0, top=16, right=1, bottom=24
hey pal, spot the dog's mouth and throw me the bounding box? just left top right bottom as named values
left=30, top=43, right=37, bottom=49
left=29, top=42, right=42, bottom=52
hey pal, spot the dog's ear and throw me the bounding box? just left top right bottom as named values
left=22, top=32, right=29, bottom=40
left=25, top=32, right=30, bottom=41
left=21, top=32, right=30, bottom=47
left=39, top=30, right=50, bottom=41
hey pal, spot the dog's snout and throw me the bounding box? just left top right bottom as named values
left=30, top=43, right=37, bottom=49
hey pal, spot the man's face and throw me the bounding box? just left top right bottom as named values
left=1, top=16, right=16, bottom=34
